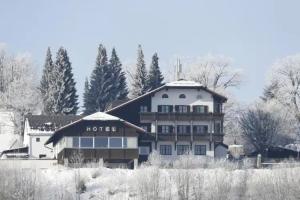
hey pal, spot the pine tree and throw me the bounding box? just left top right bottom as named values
left=40, top=47, right=55, bottom=114
left=109, top=48, right=128, bottom=100
left=88, top=44, right=112, bottom=112
left=132, top=45, right=148, bottom=97
left=147, top=53, right=164, bottom=91
left=83, top=77, right=94, bottom=114
left=53, top=47, right=79, bottom=115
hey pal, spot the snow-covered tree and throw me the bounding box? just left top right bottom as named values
left=40, top=47, right=56, bottom=115
left=147, top=53, right=164, bottom=91
left=87, top=44, right=112, bottom=112
left=265, top=54, right=300, bottom=134
left=184, top=55, right=242, bottom=93
left=109, top=48, right=128, bottom=100
left=239, top=107, right=281, bottom=157
left=0, top=46, right=42, bottom=134
left=53, top=47, right=79, bottom=115
left=131, top=45, right=148, bottom=97
left=182, top=55, right=243, bottom=144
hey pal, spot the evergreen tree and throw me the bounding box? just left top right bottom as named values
left=88, top=44, right=112, bottom=112
left=132, top=45, right=148, bottom=97
left=83, top=77, right=94, bottom=114
left=109, top=48, right=128, bottom=100
left=147, top=53, right=164, bottom=91
left=40, top=47, right=55, bottom=114
left=53, top=47, right=79, bottom=115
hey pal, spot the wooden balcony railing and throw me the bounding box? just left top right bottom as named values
left=140, top=112, right=224, bottom=122
left=151, top=132, right=224, bottom=142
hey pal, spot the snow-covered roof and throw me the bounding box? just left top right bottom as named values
left=165, top=80, right=203, bottom=87
left=82, top=112, right=121, bottom=121
left=45, top=112, right=146, bottom=145
left=107, top=79, right=227, bottom=113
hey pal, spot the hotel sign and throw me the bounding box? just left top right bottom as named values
left=86, top=126, right=117, bottom=132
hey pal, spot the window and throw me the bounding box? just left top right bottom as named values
left=73, top=137, right=79, bottom=147
left=195, top=145, right=206, bottom=155
left=160, top=145, right=172, bottom=155
left=140, top=106, right=148, bottom=112
left=39, top=154, right=46, bottom=158
left=175, top=105, right=189, bottom=113
left=158, top=125, right=173, bottom=134
left=80, top=137, right=93, bottom=148
left=177, top=145, right=190, bottom=155
left=215, top=122, right=222, bottom=133
left=193, top=125, right=208, bottom=134
left=158, top=105, right=173, bottom=113
left=94, top=137, right=108, bottom=148
left=109, top=137, right=123, bottom=148
left=139, top=146, right=150, bottom=155
left=36, top=138, right=40, bottom=142
left=179, top=94, right=186, bottom=98
left=177, top=125, right=190, bottom=134
left=162, top=94, right=169, bottom=98
left=193, top=105, right=208, bottom=113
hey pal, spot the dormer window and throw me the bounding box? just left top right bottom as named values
left=179, top=94, right=186, bottom=99
left=162, top=94, right=168, bottom=98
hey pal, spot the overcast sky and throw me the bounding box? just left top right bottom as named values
left=1, top=0, right=300, bottom=105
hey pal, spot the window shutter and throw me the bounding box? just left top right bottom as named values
left=192, top=105, right=196, bottom=113
left=169, top=105, right=173, bottom=112
left=193, top=126, right=196, bottom=133
left=187, top=106, right=190, bottom=113
left=204, top=106, right=209, bottom=113
left=157, top=126, right=162, bottom=133
left=170, top=126, right=174, bottom=133
left=158, top=105, right=162, bottom=112
left=175, top=105, right=179, bottom=112
left=187, top=126, right=191, bottom=133
left=204, top=126, right=208, bottom=133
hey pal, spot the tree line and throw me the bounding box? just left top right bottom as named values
left=40, top=44, right=164, bottom=115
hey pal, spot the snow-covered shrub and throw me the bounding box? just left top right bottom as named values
left=204, top=169, right=232, bottom=200
left=135, top=166, right=162, bottom=200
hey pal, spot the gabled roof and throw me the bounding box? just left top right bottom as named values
left=106, top=80, right=227, bottom=113
left=25, top=114, right=82, bottom=130
left=45, top=112, right=146, bottom=145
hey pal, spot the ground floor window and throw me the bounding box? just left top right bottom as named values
left=109, top=138, right=123, bottom=148
left=80, top=137, right=93, bottom=148
left=177, top=145, right=190, bottom=155
left=160, top=145, right=172, bottom=155
left=69, top=137, right=134, bottom=149
left=194, top=145, right=206, bottom=155
left=94, top=137, right=108, bottom=148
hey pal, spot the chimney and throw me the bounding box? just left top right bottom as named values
left=175, top=58, right=183, bottom=81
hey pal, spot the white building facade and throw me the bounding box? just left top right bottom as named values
left=107, top=80, right=227, bottom=162
left=23, top=115, right=81, bottom=159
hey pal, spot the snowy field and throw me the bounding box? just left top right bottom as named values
left=1, top=159, right=300, bottom=200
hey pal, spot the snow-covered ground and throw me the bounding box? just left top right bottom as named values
left=1, top=160, right=300, bottom=200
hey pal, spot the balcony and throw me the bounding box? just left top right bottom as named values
left=152, top=132, right=224, bottom=142
left=140, top=112, right=224, bottom=123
